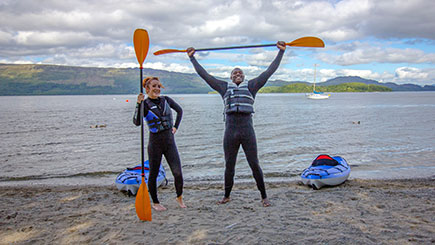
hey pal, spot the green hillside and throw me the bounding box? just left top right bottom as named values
left=259, top=82, right=392, bottom=93
left=2, top=63, right=432, bottom=95
left=0, top=64, right=211, bottom=95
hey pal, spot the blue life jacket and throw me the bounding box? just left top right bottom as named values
left=223, top=83, right=255, bottom=114
left=144, top=97, right=173, bottom=133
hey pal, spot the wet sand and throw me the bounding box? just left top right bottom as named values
left=0, top=178, right=434, bottom=244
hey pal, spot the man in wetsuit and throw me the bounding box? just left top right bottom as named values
left=187, top=41, right=286, bottom=206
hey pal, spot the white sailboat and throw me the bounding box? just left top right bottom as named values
left=306, top=64, right=330, bottom=99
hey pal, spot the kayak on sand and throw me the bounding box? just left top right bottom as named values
left=301, top=154, right=350, bottom=190
left=115, top=160, right=167, bottom=196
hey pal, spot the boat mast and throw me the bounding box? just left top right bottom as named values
left=313, top=64, right=318, bottom=91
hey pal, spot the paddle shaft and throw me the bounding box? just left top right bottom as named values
left=140, top=68, right=145, bottom=178
left=153, top=37, right=324, bottom=56
left=195, top=43, right=277, bottom=52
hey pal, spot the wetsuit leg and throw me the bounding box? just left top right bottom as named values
left=241, top=126, right=267, bottom=199
left=223, top=126, right=241, bottom=198
left=163, top=133, right=183, bottom=197
left=148, top=135, right=164, bottom=204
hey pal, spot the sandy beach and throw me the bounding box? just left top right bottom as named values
left=1, top=178, right=434, bottom=244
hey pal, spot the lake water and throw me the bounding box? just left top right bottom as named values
left=1, top=92, right=434, bottom=186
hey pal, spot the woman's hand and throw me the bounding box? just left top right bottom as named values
left=172, top=127, right=177, bottom=134
left=137, top=93, right=145, bottom=103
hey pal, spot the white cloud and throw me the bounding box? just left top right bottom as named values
left=192, top=15, right=241, bottom=34
left=0, top=31, right=13, bottom=45
left=0, top=0, right=435, bottom=85
left=0, top=59, right=34, bottom=64
left=395, top=67, right=428, bottom=80
left=14, top=31, right=93, bottom=47
left=143, top=62, right=193, bottom=74
left=319, top=42, right=435, bottom=65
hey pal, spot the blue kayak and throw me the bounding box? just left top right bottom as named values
left=301, top=155, right=350, bottom=190
left=115, top=160, right=167, bottom=195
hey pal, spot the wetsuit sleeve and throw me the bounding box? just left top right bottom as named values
left=165, top=96, right=183, bottom=129
left=133, top=102, right=149, bottom=126
left=189, top=56, right=227, bottom=96
left=248, top=49, right=284, bottom=97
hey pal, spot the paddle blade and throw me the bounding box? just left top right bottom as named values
left=287, top=37, right=325, bottom=48
left=153, top=49, right=187, bottom=56
left=135, top=177, right=152, bottom=221
left=133, top=29, right=150, bottom=67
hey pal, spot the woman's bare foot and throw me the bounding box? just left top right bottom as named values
left=176, top=196, right=187, bottom=208
left=152, top=203, right=167, bottom=211
left=262, top=198, right=271, bottom=207
left=217, top=197, right=230, bottom=204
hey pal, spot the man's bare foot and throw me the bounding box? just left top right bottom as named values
left=217, top=197, right=230, bottom=204
left=152, top=203, right=167, bottom=211
left=176, top=196, right=187, bottom=208
left=262, top=198, right=271, bottom=207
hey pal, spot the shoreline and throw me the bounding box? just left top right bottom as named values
left=1, top=170, right=434, bottom=188
left=1, top=177, right=434, bottom=244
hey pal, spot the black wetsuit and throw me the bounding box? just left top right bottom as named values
left=133, top=96, right=183, bottom=203
left=189, top=50, right=284, bottom=199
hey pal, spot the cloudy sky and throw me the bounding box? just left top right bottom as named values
left=1, top=0, right=434, bottom=85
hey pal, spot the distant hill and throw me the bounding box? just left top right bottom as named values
left=0, top=64, right=211, bottom=95
left=320, top=76, right=435, bottom=91
left=320, top=76, right=380, bottom=86
left=0, top=64, right=434, bottom=95
left=265, top=76, right=435, bottom=92
left=260, top=82, right=392, bottom=93
left=266, top=79, right=308, bottom=87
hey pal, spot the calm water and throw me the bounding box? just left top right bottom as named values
left=1, top=92, right=434, bottom=186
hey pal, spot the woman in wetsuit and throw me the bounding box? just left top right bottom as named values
left=133, top=76, right=186, bottom=211
left=187, top=41, right=286, bottom=207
